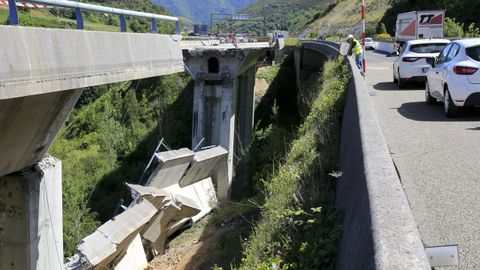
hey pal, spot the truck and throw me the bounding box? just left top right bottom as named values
left=395, top=10, right=445, bottom=42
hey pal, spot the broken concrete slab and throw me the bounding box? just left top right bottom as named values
left=126, top=183, right=169, bottom=209
left=164, top=177, right=217, bottom=223
left=77, top=200, right=157, bottom=269
left=146, top=148, right=194, bottom=189
left=142, top=195, right=200, bottom=255
left=112, top=234, right=148, bottom=270
left=179, top=146, right=228, bottom=188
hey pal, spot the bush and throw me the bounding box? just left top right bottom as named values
left=309, top=28, right=319, bottom=39
left=239, top=57, right=350, bottom=269
left=465, top=23, right=480, bottom=38
left=444, top=17, right=464, bottom=38
left=375, top=33, right=392, bottom=41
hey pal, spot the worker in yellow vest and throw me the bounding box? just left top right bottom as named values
left=347, top=34, right=363, bottom=72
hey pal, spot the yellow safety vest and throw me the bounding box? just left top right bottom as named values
left=352, top=39, right=363, bottom=56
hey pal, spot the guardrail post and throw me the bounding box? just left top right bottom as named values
left=151, top=18, right=157, bottom=33
left=7, top=0, right=19, bottom=25
left=120, top=14, right=127, bottom=32
left=75, top=8, right=84, bottom=30
left=175, top=21, right=180, bottom=35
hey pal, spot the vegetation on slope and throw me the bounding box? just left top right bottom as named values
left=153, top=0, right=256, bottom=24
left=307, top=0, right=389, bottom=37
left=238, top=57, right=350, bottom=269
left=238, top=0, right=335, bottom=34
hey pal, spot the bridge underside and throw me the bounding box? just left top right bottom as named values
left=0, top=26, right=184, bottom=177
left=0, top=90, right=82, bottom=177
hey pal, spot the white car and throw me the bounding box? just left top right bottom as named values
left=393, top=39, right=450, bottom=88
left=425, top=38, right=480, bottom=117
left=361, top=37, right=375, bottom=50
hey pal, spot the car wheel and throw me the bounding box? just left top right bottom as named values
left=425, top=81, right=436, bottom=104
left=444, top=88, right=458, bottom=117
left=397, top=72, right=405, bottom=89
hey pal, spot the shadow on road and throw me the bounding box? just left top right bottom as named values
left=397, top=101, right=480, bottom=122
left=372, top=50, right=395, bottom=57
left=373, top=81, right=424, bottom=91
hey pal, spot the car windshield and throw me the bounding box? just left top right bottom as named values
left=466, top=46, right=480, bottom=62
left=409, top=43, right=448, bottom=53
left=365, top=38, right=373, bottom=42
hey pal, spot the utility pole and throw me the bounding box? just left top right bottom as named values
left=361, top=0, right=366, bottom=75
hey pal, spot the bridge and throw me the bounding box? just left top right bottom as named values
left=0, top=1, right=283, bottom=269
left=2, top=1, right=466, bottom=270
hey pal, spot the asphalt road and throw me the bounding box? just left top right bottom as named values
left=364, top=50, right=480, bottom=270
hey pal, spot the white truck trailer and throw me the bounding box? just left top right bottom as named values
left=396, top=10, right=445, bottom=42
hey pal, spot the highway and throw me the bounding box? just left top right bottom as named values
left=363, top=50, right=480, bottom=269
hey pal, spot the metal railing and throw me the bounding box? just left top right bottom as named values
left=6, top=0, right=180, bottom=34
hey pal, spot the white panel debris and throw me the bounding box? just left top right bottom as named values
left=163, top=178, right=217, bottom=223
left=142, top=194, right=201, bottom=255
left=146, top=148, right=194, bottom=189
left=126, top=183, right=169, bottom=209
left=65, top=146, right=229, bottom=270
left=77, top=200, right=157, bottom=268
left=112, top=234, right=148, bottom=270
left=179, top=146, right=228, bottom=187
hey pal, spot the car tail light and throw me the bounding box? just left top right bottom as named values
left=453, top=66, right=478, bottom=75
left=402, top=57, right=420, bottom=62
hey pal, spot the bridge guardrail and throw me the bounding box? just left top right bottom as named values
left=300, top=40, right=431, bottom=269
left=6, top=0, right=180, bottom=34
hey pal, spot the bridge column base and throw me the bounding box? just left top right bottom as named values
left=236, top=65, right=256, bottom=150
left=192, top=79, right=236, bottom=200
left=0, top=155, right=63, bottom=270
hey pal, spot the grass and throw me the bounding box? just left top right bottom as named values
left=284, top=38, right=300, bottom=47
left=310, top=0, right=390, bottom=35
left=0, top=7, right=119, bottom=31
left=238, top=56, right=350, bottom=269
left=256, top=66, right=281, bottom=84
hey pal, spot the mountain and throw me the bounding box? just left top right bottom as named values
left=153, top=0, right=257, bottom=24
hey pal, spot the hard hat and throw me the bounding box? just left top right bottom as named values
left=347, top=34, right=354, bottom=40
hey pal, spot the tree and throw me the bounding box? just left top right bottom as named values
left=376, top=23, right=387, bottom=35
left=444, top=17, right=464, bottom=38
left=365, top=23, right=376, bottom=37
left=465, top=23, right=480, bottom=38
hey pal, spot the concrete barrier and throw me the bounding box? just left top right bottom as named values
left=0, top=26, right=184, bottom=100
left=374, top=41, right=395, bottom=54
left=299, top=40, right=430, bottom=269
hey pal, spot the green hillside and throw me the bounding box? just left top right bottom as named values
left=153, top=0, right=256, bottom=24
left=240, top=0, right=335, bottom=34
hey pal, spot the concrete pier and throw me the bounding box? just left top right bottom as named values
left=184, top=47, right=266, bottom=197
left=0, top=155, right=63, bottom=270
